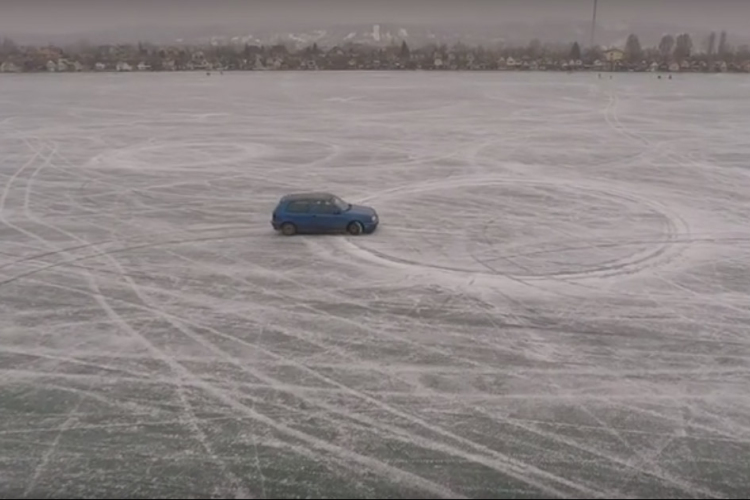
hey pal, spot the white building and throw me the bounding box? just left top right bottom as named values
left=0, top=61, right=20, bottom=72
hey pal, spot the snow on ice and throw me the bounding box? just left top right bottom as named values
left=1, top=72, right=750, bottom=499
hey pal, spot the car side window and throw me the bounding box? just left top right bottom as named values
left=286, top=201, right=310, bottom=213
left=311, top=200, right=338, bottom=215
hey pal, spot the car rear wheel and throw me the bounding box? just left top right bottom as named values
left=280, top=222, right=297, bottom=236
left=347, top=221, right=363, bottom=236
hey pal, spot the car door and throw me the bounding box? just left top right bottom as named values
left=285, top=200, right=314, bottom=232
left=310, top=200, right=346, bottom=233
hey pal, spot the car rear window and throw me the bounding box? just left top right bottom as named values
left=286, top=200, right=310, bottom=213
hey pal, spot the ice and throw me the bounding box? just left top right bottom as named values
left=1, top=72, right=750, bottom=499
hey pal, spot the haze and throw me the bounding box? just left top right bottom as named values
left=2, top=0, right=750, bottom=39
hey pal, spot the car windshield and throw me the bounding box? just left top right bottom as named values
left=331, top=196, right=350, bottom=211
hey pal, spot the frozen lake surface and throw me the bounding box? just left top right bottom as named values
left=1, top=72, right=750, bottom=498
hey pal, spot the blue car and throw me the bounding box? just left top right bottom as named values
left=271, top=192, right=379, bottom=236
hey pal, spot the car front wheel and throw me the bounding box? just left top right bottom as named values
left=281, top=222, right=297, bottom=236
left=346, top=221, right=363, bottom=236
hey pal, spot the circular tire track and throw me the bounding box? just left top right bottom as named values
left=336, top=175, right=692, bottom=282
left=0, top=224, right=267, bottom=288
left=94, top=141, right=275, bottom=171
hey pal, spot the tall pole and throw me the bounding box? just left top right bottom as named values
left=590, top=0, right=598, bottom=48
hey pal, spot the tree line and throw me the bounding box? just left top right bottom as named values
left=622, top=31, right=741, bottom=63
left=1, top=30, right=749, bottom=73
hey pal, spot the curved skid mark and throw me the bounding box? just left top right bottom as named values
left=3, top=76, right=749, bottom=499
left=0, top=140, right=263, bottom=498
left=74, top=224, right=603, bottom=498
left=20, top=247, right=594, bottom=497
left=0, top=229, right=266, bottom=288
left=22, top=398, right=83, bottom=498
left=10, top=141, right=463, bottom=499
left=0, top=223, right=264, bottom=272
left=96, top=236, right=591, bottom=495
left=340, top=175, right=692, bottom=284
left=480, top=408, right=721, bottom=499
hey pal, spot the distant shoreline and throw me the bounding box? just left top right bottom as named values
left=2, top=68, right=749, bottom=75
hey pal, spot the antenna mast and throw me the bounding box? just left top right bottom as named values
left=590, top=0, right=598, bottom=47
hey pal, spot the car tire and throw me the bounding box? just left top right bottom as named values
left=347, top=221, right=363, bottom=236
left=280, top=222, right=297, bottom=236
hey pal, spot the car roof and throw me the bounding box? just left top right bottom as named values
left=280, top=192, right=336, bottom=202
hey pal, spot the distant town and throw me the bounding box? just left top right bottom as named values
left=1, top=31, right=749, bottom=74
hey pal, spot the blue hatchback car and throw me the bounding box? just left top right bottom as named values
left=272, top=192, right=379, bottom=236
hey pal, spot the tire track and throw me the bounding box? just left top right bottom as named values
left=11, top=138, right=463, bottom=499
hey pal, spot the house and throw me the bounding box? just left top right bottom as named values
left=46, top=60, right=57, bottom=72
left=137, top=61, right=150, bottom=71
left=116, top=61, right=133, bottom=71
left=72, top=61, right=84, bottom=72
left=603, top=48, right=624, bottom=62
left=57, top=59, right=69, bottom=71
left=0, top=61, right=20, bottom=72
left=668, top=62, right=680, bottom=72
left=192, top=59, right=211, bottom=70
left=94, top=62, right=106, bottom=71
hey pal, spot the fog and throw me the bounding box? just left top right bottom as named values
left=2, top=0, right=749, bottom=38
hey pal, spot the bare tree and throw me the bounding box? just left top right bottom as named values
left=399, top=40, right=410, bottom=59
left=674, top=33, right=694, bottom=61
left=583, top=45, right=604, bottom=64
left=527, top=38, right=542, bottom=59
left=706, top=31, right=717, bottom=58
left=736, top=44, right=749, bottom=61
left=624, top=34, right=643, bottom=62
left=570, top=42, right=582, bottom=61
left=718, top=31, right=729, bottom=57
left=1, top=37, right=18, bottom=56
left=658, top=34, right=675, bottom=62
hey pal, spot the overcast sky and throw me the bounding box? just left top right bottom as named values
left=2, top=0, right=749, bottom=36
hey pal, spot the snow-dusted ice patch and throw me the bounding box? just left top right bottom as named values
left=1, top=72, right=750, bottom=499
